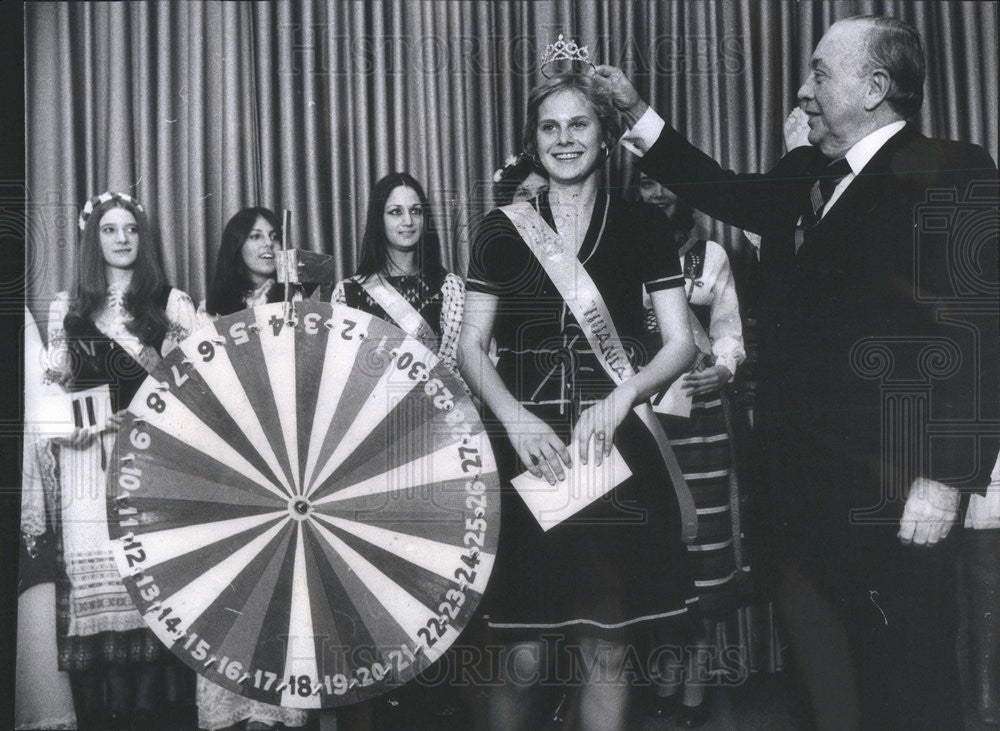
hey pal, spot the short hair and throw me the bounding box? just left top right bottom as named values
left=66, top=193, right=169, bottom=346
left=851, top=15, right=926, bottom=119
left=355, top=172, right=444, bottom=280
left=522, top=72, right=621, bottom=159
left=206, top=206, right=282, bottom=316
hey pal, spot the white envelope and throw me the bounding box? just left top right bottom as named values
left=511, top=443, right=632, bottom=531
left=650, top=378, right=692, bottom=418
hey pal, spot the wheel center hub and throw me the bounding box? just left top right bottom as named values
left=288, top=497, right=313, bottom=521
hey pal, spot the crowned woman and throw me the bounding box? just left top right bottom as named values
left=459, top=38, right=699, bottom=730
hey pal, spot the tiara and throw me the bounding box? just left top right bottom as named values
left=540, top=34, right=594, bottom=78
left=79, top=191, right=144, bottom=231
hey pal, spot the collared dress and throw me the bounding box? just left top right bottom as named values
left=466, top=192, right=697, bottom=635
left=194, top=279, right=310, bottom=731
left=45, top=284, right=196, bottom=669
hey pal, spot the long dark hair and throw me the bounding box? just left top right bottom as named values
left=635, top=174, right=696, bottom=244
left=205, top=207, right=282, bottom=316
left=355, top=173, right=444, bottom=280
left=65, top=194, right=169, bottom=346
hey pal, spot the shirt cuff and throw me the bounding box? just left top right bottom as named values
left=965, top=482, right=1000, bottom=528
left=714, top=352, right=742, bottom=379
left=620, top=107, right=665, bottom=158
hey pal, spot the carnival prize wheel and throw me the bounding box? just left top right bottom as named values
left=106, top=301, right=500, bottom=709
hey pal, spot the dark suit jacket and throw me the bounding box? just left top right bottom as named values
left=640, top=122, right=998, bottom=540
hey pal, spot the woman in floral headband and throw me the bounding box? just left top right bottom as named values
left=46, top=191, right=197, bottom=729
left=492, top=152, right=549, bottom=207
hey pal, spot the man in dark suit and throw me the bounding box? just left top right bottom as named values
left=597, top=15, right=998, bottom=729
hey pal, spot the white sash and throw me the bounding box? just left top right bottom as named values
left=356, top=274, right=439, bottom=352
left=500, top=201, right=698, bottom=543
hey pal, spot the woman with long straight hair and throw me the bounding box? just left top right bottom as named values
left=199, top=207, right=296, bottom=320
left=46, top=191, right=197, bottom=729
left=332, top=172, right=464, bottom=375
left=194, top=205, right=310, bottom=731
left=326, top=172, right=468, bottom=729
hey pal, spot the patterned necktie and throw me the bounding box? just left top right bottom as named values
left=795, top=157, right=852, bottom=251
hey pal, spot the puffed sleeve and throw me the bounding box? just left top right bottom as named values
left=704, top=241, right=745, bottom=377
left=194, top=298, right=217, bottom=329
left=21, top=432, right=49, bottom=538
left=44, top=292, right=72, bottom=384
left=466, top=209, right=527, bottom=297
left=162, top=288, right=198, bottom=355
left=22, top=308, right=50, bottom=539
left=437, top=273, right=465, bottom=373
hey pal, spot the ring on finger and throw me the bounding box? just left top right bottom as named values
left=595, top=432, right=605, bottom=440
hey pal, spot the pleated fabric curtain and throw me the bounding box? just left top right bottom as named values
left=25, top=0, right=998, bottom=322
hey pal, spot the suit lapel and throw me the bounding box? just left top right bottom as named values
left=797, top=124, right=921, bottom=261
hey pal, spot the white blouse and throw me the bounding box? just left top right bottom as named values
left=47, top=285, right=197, bottom=386
left=195, top=280, right=299, bottom=328
left=645, top=239, right=746, bottom=378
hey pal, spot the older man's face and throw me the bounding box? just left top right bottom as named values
left=797, top=21, right=874, bottom=157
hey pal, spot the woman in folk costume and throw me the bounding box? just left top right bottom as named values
left=327, top=173, right=467, bottom=730
left=197, top=206, right=302, bottom=322
left=45, top=191, right=197, bottom=729
left=492, top=151, right=549, bottom=206
left=459, top=70, right=698, bottom=731
left=17, top=306, right=77, bottom=730
left=194, top=206, right=309, bottom=731
left=332, top=172, right=464, bottom=376
left=637, top=174, right=748, bottom=727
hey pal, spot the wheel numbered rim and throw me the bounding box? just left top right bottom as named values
left=107, top=301, right=500, bottom=708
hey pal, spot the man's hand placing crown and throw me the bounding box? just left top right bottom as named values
left=594, top=65, right=649, bottom=127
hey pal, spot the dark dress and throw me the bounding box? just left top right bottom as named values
left=467, top=192, right=697, bottom=635
left=48, top=284, right=194, bottom=670
left=331, top=269, right=469, bottom=726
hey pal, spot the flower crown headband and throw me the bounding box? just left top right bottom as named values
left=492, top=152, right=534, bottom=183
left=78, top=191, right=144, bottom=232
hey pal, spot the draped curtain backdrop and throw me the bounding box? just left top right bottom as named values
left=25, top=0, right=999, bottom=323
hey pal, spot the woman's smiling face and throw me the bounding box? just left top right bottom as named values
left=382, top=185, right=424, bottom=252
left=535, top=89, right=603, bottom=185
left=240, top=216, right=279, bottom=280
